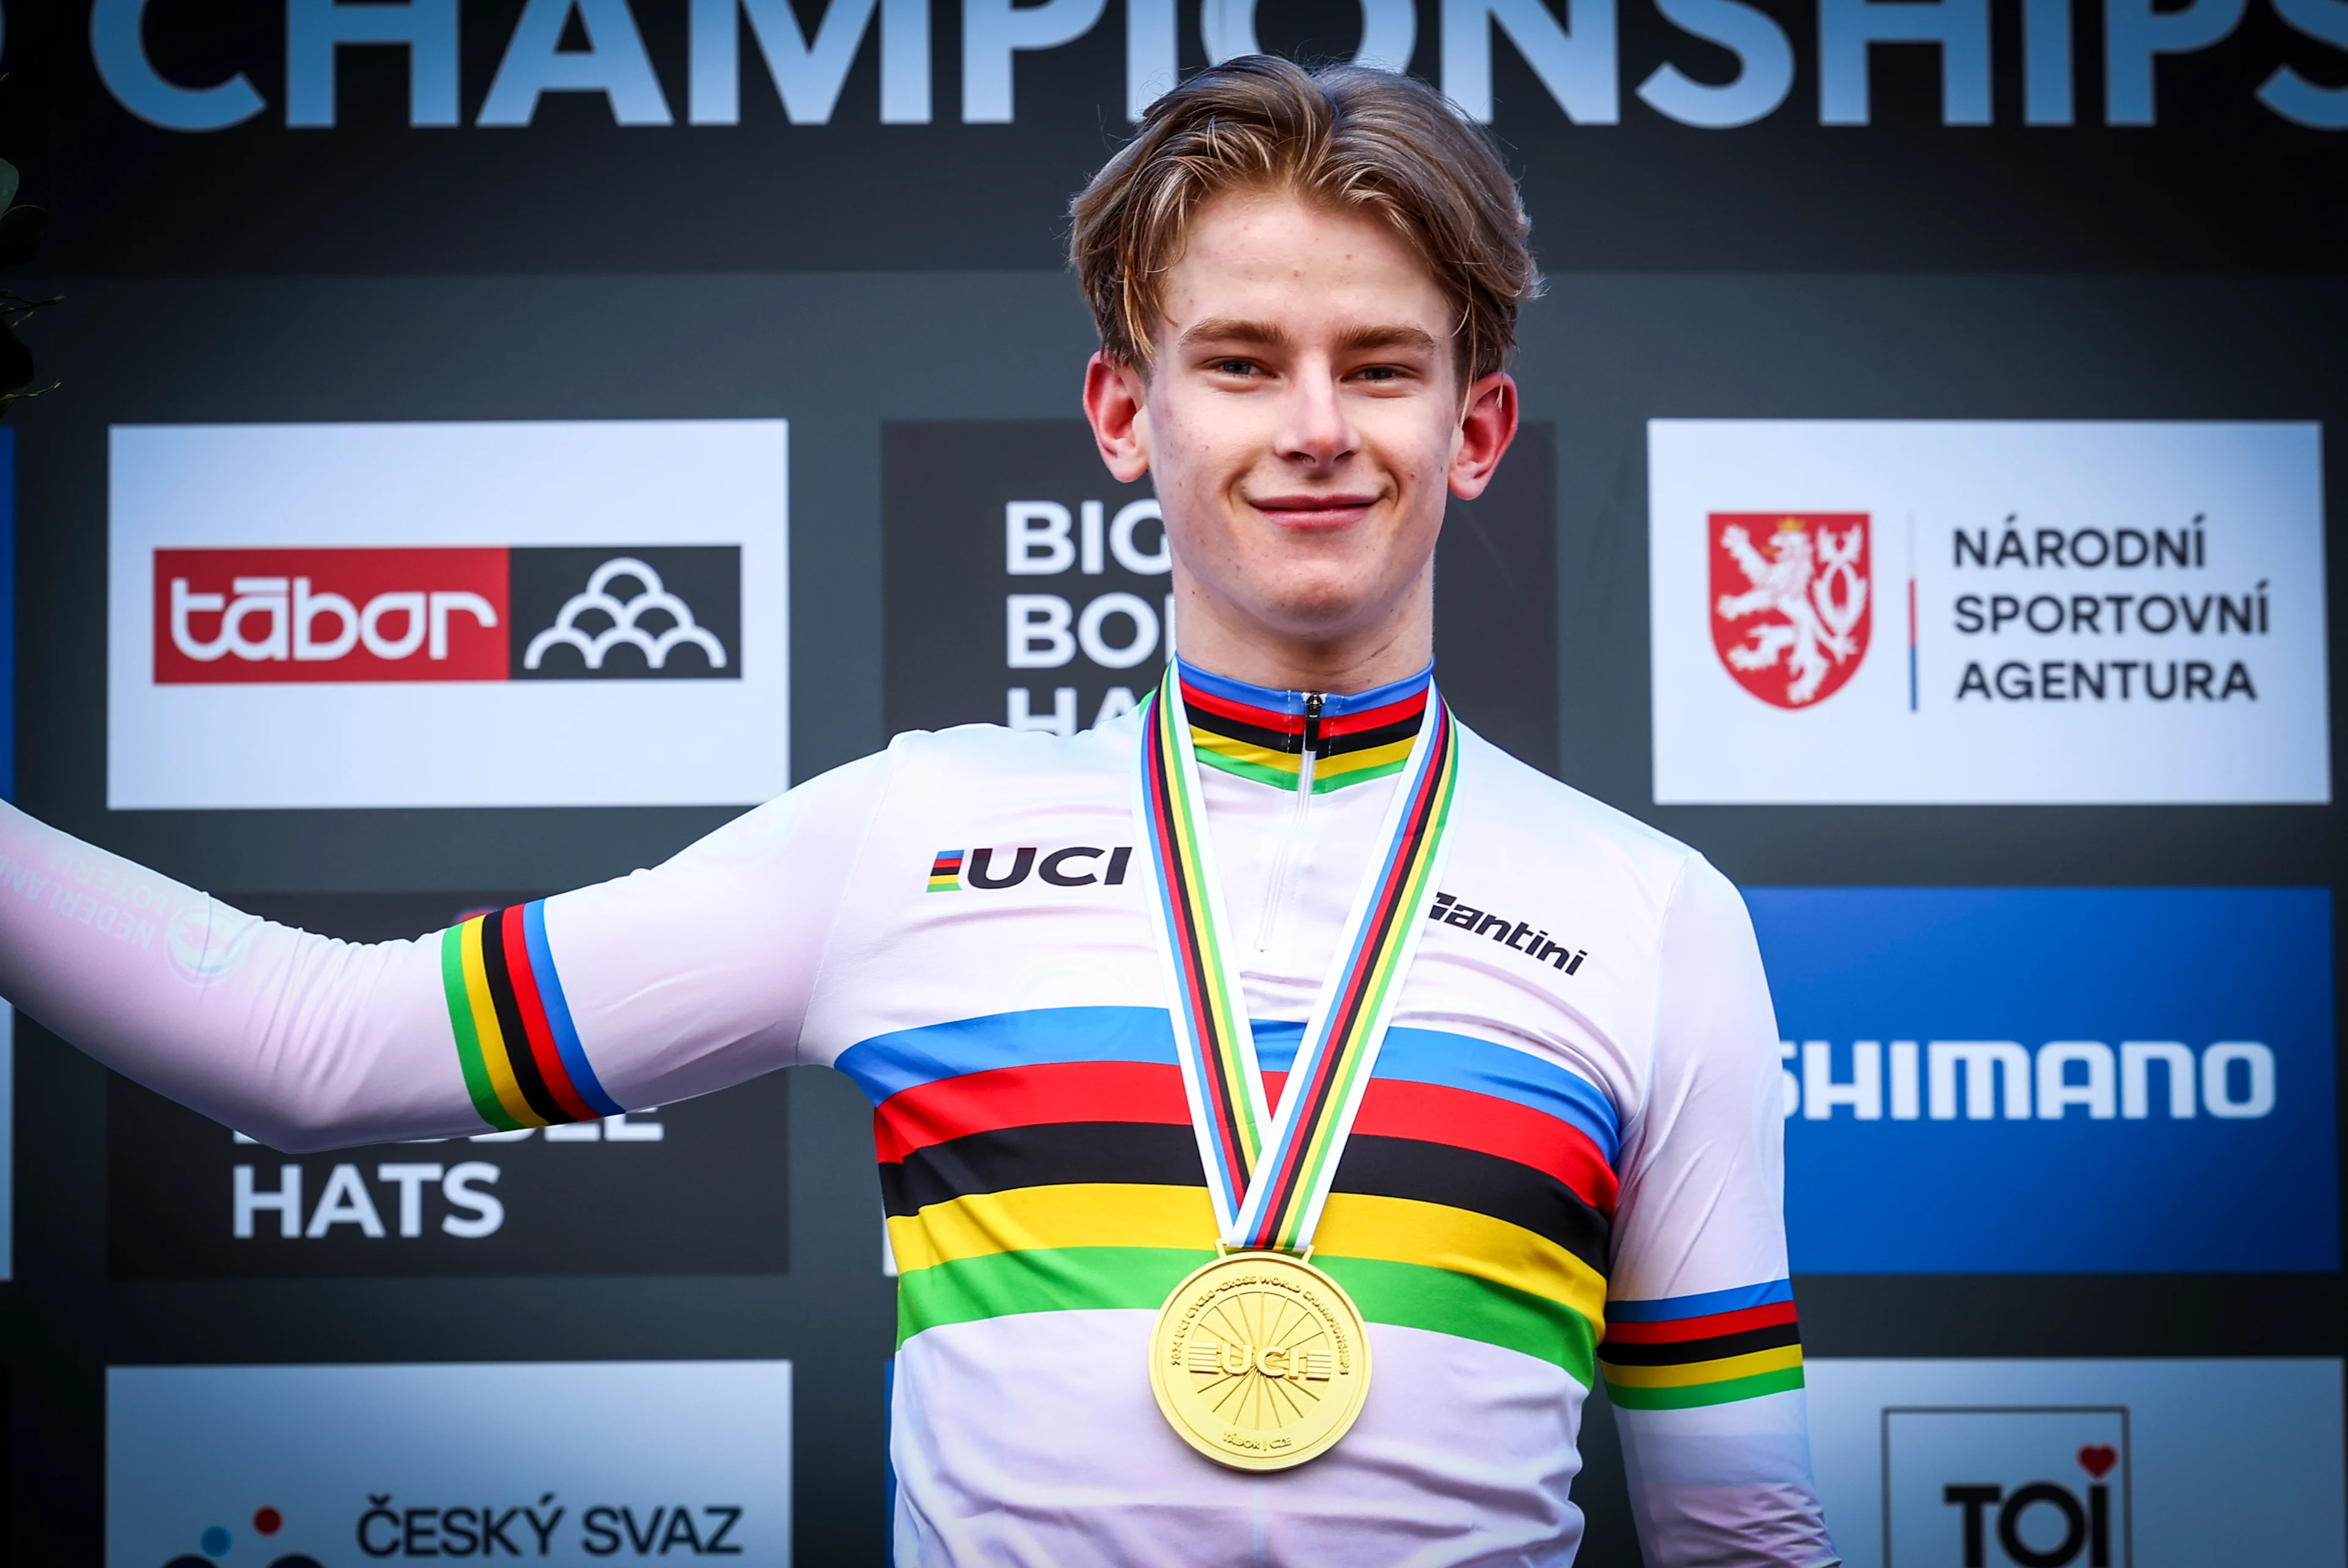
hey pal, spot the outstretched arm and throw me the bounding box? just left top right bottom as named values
left=1605, top=856, right=1840, bottom=1568
left=0, top=751, right=890, bottom=1152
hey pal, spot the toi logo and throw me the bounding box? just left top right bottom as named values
left=1885, top=1406, right=2131, bottom=1567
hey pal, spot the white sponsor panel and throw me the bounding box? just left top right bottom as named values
left=1649, top=421, right=2327, bottom=803
left=1807, top=1358, right=2345, bottom=1566
left=108, top=421, right=789, bottom=808
left=108, top=1360, right=791, bottom=1566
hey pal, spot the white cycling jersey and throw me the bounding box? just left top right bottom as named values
left=0, top=660, right=1836, bottom=1567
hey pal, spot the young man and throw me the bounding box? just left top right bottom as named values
left=0, top=57, right=1836, bottom=1567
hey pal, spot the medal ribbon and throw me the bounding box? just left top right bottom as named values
left=1135, top=663, right=1461, bottom=1253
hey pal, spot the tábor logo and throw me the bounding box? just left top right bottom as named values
left=1885, top=1405, right=2130, bottom=1568
left=153, top=546, right=740, bottom=685
left=1709, top=512, right=1870, bottom=708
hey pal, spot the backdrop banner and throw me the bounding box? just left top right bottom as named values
left=107, top=419, right=791, bottom=810
left=6, top=0, right=2341, bottom=273
left=1757, top=886, right=2339, bottom=1273
left=106, top=1361, right=794, bottom=1568
left=1650, top=420, right=2330, bottom=805
left=1806, top=1358, right=2347, bottom=1568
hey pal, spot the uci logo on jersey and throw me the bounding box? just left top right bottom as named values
left=927, top=845, right=1133, bottom=893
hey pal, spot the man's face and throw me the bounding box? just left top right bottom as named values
left=1085, top=188, right=1515, bottom=665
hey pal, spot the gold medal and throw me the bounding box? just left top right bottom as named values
left=1148, top=1250, right=1373, bottom=1471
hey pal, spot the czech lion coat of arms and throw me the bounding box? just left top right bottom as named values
left=1708, top=513, right=1871, bottom=708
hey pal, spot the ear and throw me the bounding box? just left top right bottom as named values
left=1448, top=371, right=1518, bottom=501
left=1084, top=352, right=1153, bottom=484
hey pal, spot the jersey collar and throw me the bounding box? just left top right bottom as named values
left=1174, top=657, right=1434, bottom=795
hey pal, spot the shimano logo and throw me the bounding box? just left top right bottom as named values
left=152, top=546, right=741, bottom=684
left=1783, top=1039, right=2278, bottom=1121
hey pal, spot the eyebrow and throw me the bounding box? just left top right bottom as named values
left=1178, top=317, right=1290, bottom=351
left=1332, top=324, right=1442, bottom=356
left=1175, top=319, right=1444, bottom=358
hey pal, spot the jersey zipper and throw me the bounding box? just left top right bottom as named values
left=1253, top=693, right=1321, bottom=954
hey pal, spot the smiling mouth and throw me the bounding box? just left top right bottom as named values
left=1249, top=495, right=1381, bottom=529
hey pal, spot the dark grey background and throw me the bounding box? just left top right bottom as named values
left=884, top=419, right=1173, bottom=737
left=2, top=267, right=2344, bottom=1563
left=109, top=1069, right=791, bottom=1277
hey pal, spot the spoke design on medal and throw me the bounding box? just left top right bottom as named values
left=1198, top=1301, right=1255, bottom=1415
left=1260, top=1292, right=1300, bottom=1351
left=1268, top=1300, right=1323, bottom=1419
left=1282, top=1327, right=1329, bottom=1409
left=1192, top=1356, right=1244, bottom=1397
left=1261, top=1355, right=1307, bottom=1423
left=1206, top=1300, right=1252, bottom=1360
left=1184, top=1286, right=1333, bottom=1427
left=1240, top=1291, right=1269, bottom=1427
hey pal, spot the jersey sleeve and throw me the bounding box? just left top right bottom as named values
left=0, top=750, right=892, bottom=1152
left=1603, top=854, right=1840, bottom=1568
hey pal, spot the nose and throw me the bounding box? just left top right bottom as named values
left=1274, top=358, right=1358, bottom=469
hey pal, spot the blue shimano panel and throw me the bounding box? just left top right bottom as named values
left=1751, top=887, right=2339, bottom=1273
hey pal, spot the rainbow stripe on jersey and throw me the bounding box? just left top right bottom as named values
left=845, top=1005, right=1620, bottom=1386
left=1600, top=1281, right=1806, bottom=1410
left=439, top=902, right=622, bottom=1130
left=1180, top=661, right=1431, bottom=794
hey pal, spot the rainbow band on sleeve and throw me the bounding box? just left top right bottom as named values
left=439, top=901, right=624, bottom=1132
left=1599, top=1279, right=1805, bottom=1410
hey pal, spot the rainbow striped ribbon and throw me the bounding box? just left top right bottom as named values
left=1134, top=663, right=1462, bottom=1252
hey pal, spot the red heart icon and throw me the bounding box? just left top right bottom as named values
left=2077, top=1445, right=2117, bottom=1479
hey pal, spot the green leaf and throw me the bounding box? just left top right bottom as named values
left=0, top=205, right=46, bottom=269
left=0, top=162, right=19, bottom=215
left=0, top=318, right=34, bottom=393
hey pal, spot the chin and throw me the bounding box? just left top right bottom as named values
left=1250, top=578, right=1395, bottom=642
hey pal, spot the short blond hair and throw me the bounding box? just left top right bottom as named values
left=1070, top=55, right=1541, bottom=383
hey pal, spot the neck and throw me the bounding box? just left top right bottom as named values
left=1168, top=572, right=1434, bottom=695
